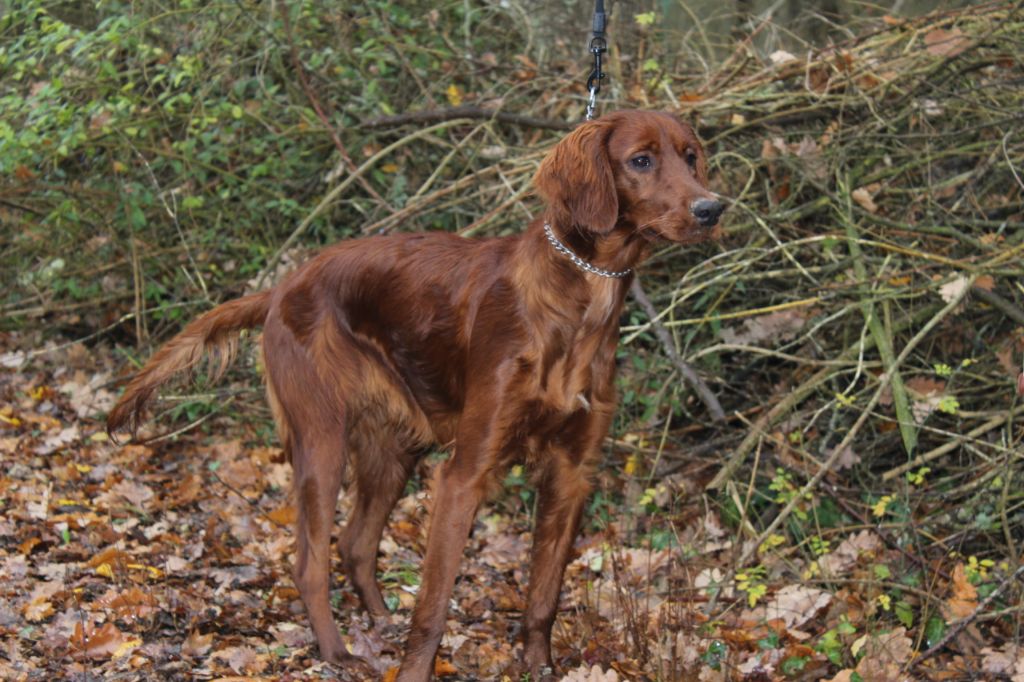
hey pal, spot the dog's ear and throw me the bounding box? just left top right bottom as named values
left=534, top=120, right=618, bottom=234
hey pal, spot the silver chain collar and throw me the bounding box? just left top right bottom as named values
left=543, top=223, right=632, bottom=279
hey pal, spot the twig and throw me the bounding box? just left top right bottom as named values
left=881, top=403, right=1024, bottom=481
left=912, top=562, right=1024, bottom=668
left=254, top=119, right=474, bottom=289
left=735, top=273, right=978, bottom=566
left=630, top=280, right=725, bottom=422
left=704, top=302, right=936, bottom=491
left=972, top=284, right=1024, bottom=326
left=360, top=106, right=573, bottom=131
left=278, top=3, right=390, bottom=211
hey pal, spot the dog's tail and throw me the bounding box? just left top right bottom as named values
left=107, top=290, right=273, bottom=437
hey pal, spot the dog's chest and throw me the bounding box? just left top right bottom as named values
left=531, top=282, right=620, bottom=413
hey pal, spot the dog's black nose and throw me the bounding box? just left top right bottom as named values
left=691, top=199, right=724, bottom=228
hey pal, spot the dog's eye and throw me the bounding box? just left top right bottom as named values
left=686, top=151, right=698, bottom=168
left=630, top=155, right=651, bottom=170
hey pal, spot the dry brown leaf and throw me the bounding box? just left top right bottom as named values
left=818, top=530, right=882, bottom=576
left=981, top=645, right=1020, bottom=675
left=97, top=586, right=158, bottom=620
left=34, top=425, right=79, bottom=455
left=561, top=665, right=621, bottom=682
left=266, top=504, right=296, bottom=527
left=211, top=645, right=266, bottom=675
left=720, top=309, right=808, bottom=346
left=946, top=563, right=978, bottom=619
left=853, top=627, right=914, bottom=681
left=763, top=585, right=831, bottom=629
left=938, top=276, right=971, bottom=303
left=924, top=28, right=971, bottom=57
left=182, top=630, right=214, bottom=658
left=69, top=621, right=129, bottom=660
left=852, top=187, right=878, bottom=213
left=86, top=546, right=129, bottom=569
left=433, top=658, right=457, bottom=676
left=109, top=479, right=155, bottom=508
left=905, top=377, right=946, bottom=397
left=974, top=274, right=995, bottom=291
left=769, top=50, right=798, bottom=65
left=23, top=582, right=61, bottom=622
left=830, top=445, right=861, bottom=471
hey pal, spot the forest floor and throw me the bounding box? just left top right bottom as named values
left=1, top=333, right=1020, bottom=681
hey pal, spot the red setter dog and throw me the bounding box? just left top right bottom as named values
left=108, top=110, right=722, bottom=680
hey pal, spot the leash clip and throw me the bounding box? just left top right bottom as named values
left=584, top=1, right=608, bottom=121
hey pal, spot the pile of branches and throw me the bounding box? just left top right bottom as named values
left=647, top=2, right=1024, bottom=549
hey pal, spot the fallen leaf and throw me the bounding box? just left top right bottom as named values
left=34, top=425, right=79, bottom=455
left=938, top=276, right=971, bottom=304
left=446, top=84, right=463, bottom=107
left=924, top=28, right=971, bottom=57
left=562, top=665, right=621, bottom=681
left=853, top=627, right=914, bottom=681
left=211, top=645, right=266, bottom=675
left=434, top=658, right=457, bottom=676
left=830, top=445, right=861, bottom=471
left=905, top=377, right=946, bottom=397
left=852, top=187, right=878, bottom=213
left=769, top=50, right=798, bottom=65
left=946, top=563, right=978, bottom=619
left=97, top=586, right=158, bottom=620
left=70, top=621, right=129, bottom=660
left=23, top=582, right=61, bottom=622
left=267, top=504, right=297, bottom=527
left=109, top=479, right=155, bottom=508
left=182, top=630, right=214, bottom=658
left=720, top=310, right=808, bottom=346
left=817, top=530, right=882, bottom=576
left=974, top=275, right=995, bottom=291
left=763, top=585, right=831, bottom=629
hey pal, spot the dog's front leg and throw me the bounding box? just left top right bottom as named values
left=522, top=411, right=608, bottom=676
left=395, top=418, right=501, bottom=681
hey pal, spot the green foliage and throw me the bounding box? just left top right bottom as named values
left=815, top=616, right=856, bottom=666
left=700, top=640, right=727, bottom=671
left=1, top=0, right=542, bottom=319
left=924, top=616, right=947, bottom=649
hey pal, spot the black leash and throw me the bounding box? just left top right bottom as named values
left=585, top=0, right=608, bottom=120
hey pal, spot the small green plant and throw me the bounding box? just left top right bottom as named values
left=736, top=565, right=768, bottom=607
left=905, top=466, right=931, bottom=485
left=808, top=535, right=831, bottom=556
left=700, top=640, right=728, bottom=671
left=769, top=468, right=813, bottom=520
left=816, top=616, right=856, bottom=666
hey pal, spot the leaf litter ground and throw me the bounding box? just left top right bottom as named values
left=0, top=335, right=1020, bottom=680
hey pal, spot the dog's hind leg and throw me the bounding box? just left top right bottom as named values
left=290, top=425, right=351, bottom=663
left=264, top=321, right=354, bottom=663
left=339, top=434, right=417, bottom=620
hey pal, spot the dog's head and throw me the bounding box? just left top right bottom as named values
left=535, top=110, right=723, bottom=243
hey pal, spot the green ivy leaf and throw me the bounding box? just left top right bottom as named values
left=924, top=616, right=946, bottom=648
left=895, top=600, right=914, bottom=628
